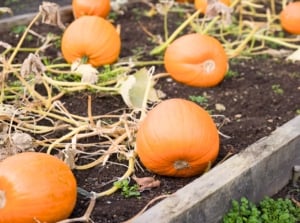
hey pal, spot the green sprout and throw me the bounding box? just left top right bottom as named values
left=189, top=95, right=208, bottom=106
left=11, top=25, right=26, bottom=35
left=113, top=179, right=140, bottom=198
left=272, top=84, right=284, bottom=95
left=226, top=69, right=239, bottom=78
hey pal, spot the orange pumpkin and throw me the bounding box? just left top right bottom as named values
left=164, top=33, right=228, bottom=87
left=72, top=0, right=111, bottom=19
left=0, top=152, right=77, bottom=223
left=136, top=98, right=219, bottom=177
left=195, top=0, right=231, bottom=13
left=280, top=1, right=300, bottom=34
left=61, top=16, right=121, bottom=67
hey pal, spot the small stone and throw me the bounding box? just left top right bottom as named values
left=215, top=103, right=226, bottom=111
left=235, top=114, right=242, bottom=119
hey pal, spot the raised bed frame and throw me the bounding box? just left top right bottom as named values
left=1, top=7, right=299, bottom=223
left=133, top=115, right=300, bottom=223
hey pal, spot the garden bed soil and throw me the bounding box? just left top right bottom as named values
left=0, top=1, right=299, bottom=223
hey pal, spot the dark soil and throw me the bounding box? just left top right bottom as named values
left=0, top=1, right=299, bottom=223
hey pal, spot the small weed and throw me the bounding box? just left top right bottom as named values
left=266, top=41, right=281, bottom=49
left=113, top=179, right=140, bottom=198
left=189, top=95, right=208, bottom=107
left=131, top=8, right=144, bottom=20
left=226, top=69, right=239, bottom=78
left=98, top=65, right=122, bottom=83
left=11, top=25, right=26, bottom=35
left=272, top=84, right=284, bottom=95
left=47, top=33, right=61, bottom=49
left=11, top=25, right=33, bottom=41
left=222, top=197, right=300, bottom=223
left=296, top=109, right=300, bottom=115
left=53, top=73, right=81, bottom=82
left=277, top=31, right=285, bottom=38
left=108, top=11, right=119, bottom=21
left=229, top=58, right=241, bottom=66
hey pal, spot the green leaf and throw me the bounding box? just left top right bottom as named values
left=113, top=179, right=140, bottom=198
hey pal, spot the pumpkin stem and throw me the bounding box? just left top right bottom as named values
left=81, top=56, right=89, bottom=64
left=0, top=190, right=6, bottom=209
left=173, top=160, right=190, bottom=170
left=201, top=60, right=215, bottom=73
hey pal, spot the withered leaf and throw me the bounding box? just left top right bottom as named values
left=132, top=175, right=161, bottom=191
left=39, top=2, right=65, bottom=30
left=11, top=132, right=33, bottom=151
left=206, top=0, right=233, bottom=25
left=119, top=67, right=161, bottom=109
left=21, top=53, right=45, bottom=83
left=0, top=7, right=13, bottom=16
left=71, top=60, right=99, bottom=84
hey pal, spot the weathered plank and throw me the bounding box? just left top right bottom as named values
left=132, top=115, right=300, bottom=223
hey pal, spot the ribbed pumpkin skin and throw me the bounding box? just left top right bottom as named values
left=0, top=152, right=77, bottom=223
left=72, top=0, right=111, bottom=19
left=164, top=33, right=228, bottom=87
left=136, top=98, right=219, bottom=177
left=61, top=16, right=121, bottom=67
left=195, top=0, right=231, bottom=13
left=280, top=2, right=300, bottom=34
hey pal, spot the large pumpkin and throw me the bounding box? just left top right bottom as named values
left=136, top=98, right=219, bottom=177
left=0, top=152, right=77, bottom=223
left=280, top=1, right=300, bottom=34
left=72, top=0, right=111, bottom=19
left=61, top=16, right=121, bottom=67
left=164, top=33, right=228, bottom=87
left=195, top=0, right=231, bottom=13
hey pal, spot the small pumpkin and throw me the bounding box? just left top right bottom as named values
left=280, top=1, right=300, bottom=34
left=136, top=98, right=219, bottom=177
left=195, top=0, right=231, bottom=13
left=61, top=16, right=121, bottom=67
left=72, top=0, right=111, bottom=19
left=0, top=152, right=77, bottom=223
left=164, top=33, right=228, bottom=87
